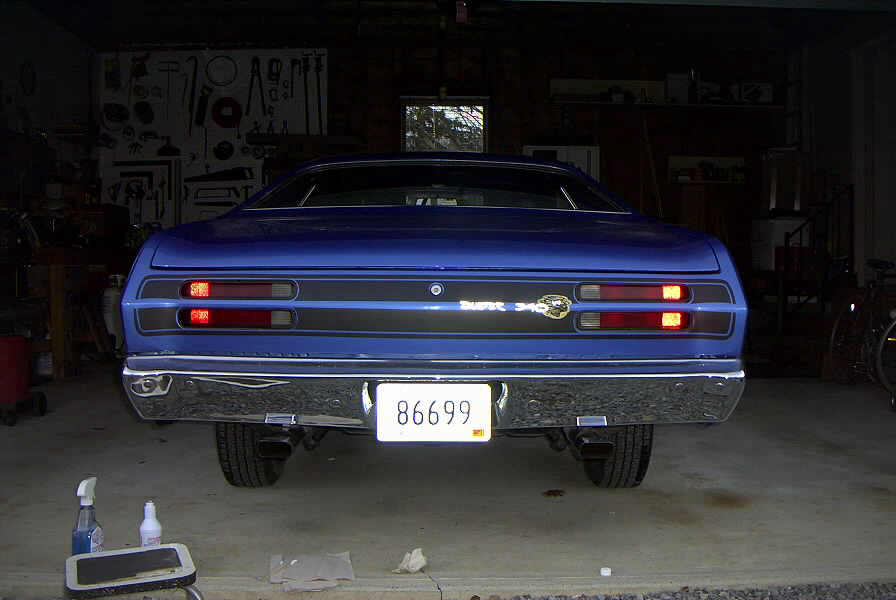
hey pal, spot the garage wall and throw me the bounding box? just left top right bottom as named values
left=0, top=0, right=93, bottom=163
left=852, top=30, right=896, bottom=283
left=327, top=45, right=787, bottom=273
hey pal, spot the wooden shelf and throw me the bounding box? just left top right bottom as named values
left=551, top=94, right=785, bottom=111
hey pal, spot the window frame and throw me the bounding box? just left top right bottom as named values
left=400, top=97, right=489, bottom=153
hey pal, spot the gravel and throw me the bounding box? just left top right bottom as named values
left=509, top=583, right=896, bottom=600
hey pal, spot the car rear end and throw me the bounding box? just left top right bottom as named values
left=120, top=156, right=747, bottom=488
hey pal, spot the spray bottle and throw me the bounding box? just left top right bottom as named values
left=72, top=477, right=104, bottom=555
left=139, top=501, right=162, bottom=546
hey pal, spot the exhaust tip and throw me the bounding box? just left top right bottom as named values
left=574, top=434, right=614, bottom=460
left=257, top=436, right=295, bottom=460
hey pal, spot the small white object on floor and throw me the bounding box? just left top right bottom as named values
left=600, top=567, right=612, bottom=576
left=392, top=548, right=427, bottom=574
left=270, top=552, right=355, bottom=591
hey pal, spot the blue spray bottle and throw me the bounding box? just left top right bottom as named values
left=72, top=477, right=104, bottom=555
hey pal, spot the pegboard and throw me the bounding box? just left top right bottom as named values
left=96, top=49, right=327, bottom=227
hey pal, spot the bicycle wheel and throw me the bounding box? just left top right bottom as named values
left=875, top=316, right=896, bottom=411
left=829, top=301, right=864, bottom=383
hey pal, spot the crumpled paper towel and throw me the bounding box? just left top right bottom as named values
left=392, top=548, right=427, bottom=574
left=270, top=552, right=355, bottom=592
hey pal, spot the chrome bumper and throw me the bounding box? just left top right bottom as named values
left=122, top=356, right=745, bottom=428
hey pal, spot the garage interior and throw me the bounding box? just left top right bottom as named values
left=1, top=0, right=896, bottom=598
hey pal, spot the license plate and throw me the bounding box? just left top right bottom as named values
left=375, top=383, right=492, bottom=442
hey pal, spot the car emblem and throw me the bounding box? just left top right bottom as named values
left=429, top=282, right=444, bottom=296
left=537, top=294, right=572, bottom=319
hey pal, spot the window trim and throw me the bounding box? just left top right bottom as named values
left=244, top=158, right=629, bottom=214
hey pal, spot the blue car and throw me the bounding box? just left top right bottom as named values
left=121, top=153, right=746, bottom=488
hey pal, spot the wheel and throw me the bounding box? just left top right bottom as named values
left=31, top=392, right=47, bottom=416
left=875, top=317, right=896, bottom=405
left=582, top=424, right=653, bottom=488
left=214, top=423, right=285, bottom=487
left=1, top=406, right=16, bottom=427
left=829, top=301, right=863, bottom=383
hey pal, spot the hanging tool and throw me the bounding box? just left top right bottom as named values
left=281, top=120, right=288, bottom=134
left=127, top=52, right=150, bottom=105
left=210, top=97, right=242, bottom=129
left=185, top=167, right=255, bottom=182
left=269, top=87, right=279, bottom=102
left=213, top=141, right=234, bottom=160
left=159, top=60, right=179, bottom=120
left=267, top=58, right=282, bottom=84
left=205, top=55, right=237, bottom=87
left=302, top=54, right=311, bottom=134
left=247, top=56, right=266, bottom=117
left=194, top=84, right=212, bottom=127
left=290, top=58, right=300, bottom=100
left=315, top=54, right=324, bottom=135
left=157, top=136, right=180, bottom=156
left=178, top=72, right=188, bottom=104
left=134, top=101, right=154, bottom=125
left=266, top=120, right=275, bottom=134
left=185, top=56, right=198, bottom=136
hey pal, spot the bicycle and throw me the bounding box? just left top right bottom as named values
left=828, top=259, right=896, bottom=405
left=876, top=309, right=896, bottom=411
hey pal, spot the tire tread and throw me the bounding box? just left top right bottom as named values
left=583, top=424, right=653, bottom=488
left=214, top=423, right=284, bottom=487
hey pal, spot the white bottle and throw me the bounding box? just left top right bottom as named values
left=139, top=501, right=162, bottom=546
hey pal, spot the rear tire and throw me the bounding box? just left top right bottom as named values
left=829, top=301, right=862, bottom=383
left=215, top=423, right=285, bottom=487
left=582, top=424, right=653, bottom=488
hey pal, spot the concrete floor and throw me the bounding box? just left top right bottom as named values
left=1, top=363, right=895, bottom=599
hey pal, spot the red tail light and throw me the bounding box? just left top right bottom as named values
left=189, top=281, right=211, bottom=298
left=579, top=284, right=689, bottom=302
left=579, top=311, right=690, bottom=330
left=183, top=281, right=295, bottom=299
left=662, top=285, right=683, bottom=301
left=661, top=311, right=684, bottom=329
left=182, top=309, right=293, bottom=329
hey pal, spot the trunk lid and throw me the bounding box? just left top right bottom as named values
left=150, top=206, right=719, bottom=273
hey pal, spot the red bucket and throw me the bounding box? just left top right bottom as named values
left=0, top=336, right=28, bottom=407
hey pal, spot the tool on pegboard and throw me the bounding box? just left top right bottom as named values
left=246, top=56, right=266, bottom=117
left=159, top=60, right=179, bottom=120
left=185, top=56, right=198, bottom=136
left=194, top=84, right=212, bottom=127
left=267, top=58, right=282, bottom=84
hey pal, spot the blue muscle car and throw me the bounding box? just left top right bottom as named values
left=121, top=153, right=746, bottom=488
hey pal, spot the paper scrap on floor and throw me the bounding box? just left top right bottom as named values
left=393, top=547, right=427, bottom=574
left=270, top=552, right=355, bottom=592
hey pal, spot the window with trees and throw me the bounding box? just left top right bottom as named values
left=402, top=100, right=487, bottom=152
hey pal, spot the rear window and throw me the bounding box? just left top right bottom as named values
left=250, top=163, right=624, bottom=212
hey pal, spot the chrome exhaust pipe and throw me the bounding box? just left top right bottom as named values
left=257, top=432, right=300, bottom=459
left=573, top=432, right=614, bottom=460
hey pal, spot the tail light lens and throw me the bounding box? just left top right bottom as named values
left=182, top=309, right=294, bottom=329
left=579, top=284, right=689, bottom=302
left=578, top=311, right=690, bottom=331
left=183, top=281, right=296, bottom=299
